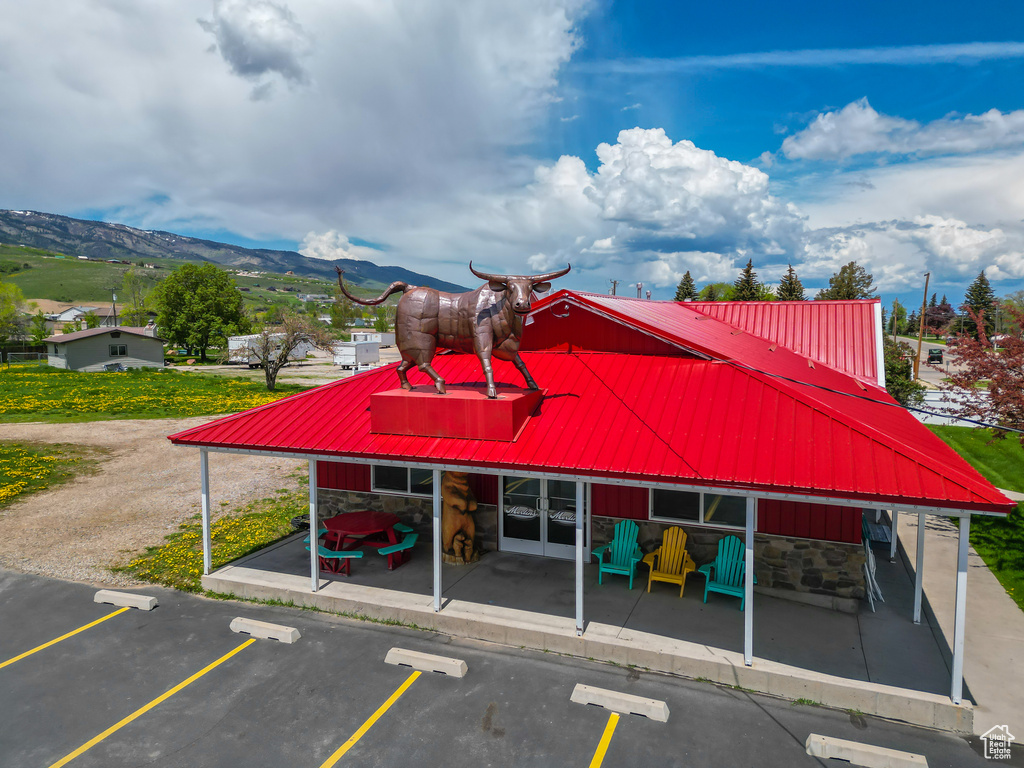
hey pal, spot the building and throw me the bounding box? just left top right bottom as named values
left=169, top=290, right=1013, bottom=711
left=45, top=326, right=164, bottom=371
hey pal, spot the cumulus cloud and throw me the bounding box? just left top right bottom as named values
left=781, top=98, right=1024, bottom=161
left=198, top=0, right=312, bottom=91
left=299, top=230, right=380, bottom=262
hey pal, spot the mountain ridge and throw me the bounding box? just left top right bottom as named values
left=0, top=210, right=467, bottom=292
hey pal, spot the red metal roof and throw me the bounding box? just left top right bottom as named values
left=686, top=300, right=881, bottom=385
left=169, top=349, right=1013, bottom=514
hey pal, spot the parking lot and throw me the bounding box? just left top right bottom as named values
left=0, top=570, right=996, bottom=767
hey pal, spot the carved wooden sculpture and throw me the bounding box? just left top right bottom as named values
left=441, top=471, right=479, bottom=564
left=336, top=263, right=570, bottom=398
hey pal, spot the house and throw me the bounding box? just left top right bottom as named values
left=45, top=327, right=165, bottom=371
left=82, top=306, right=118, bottom=327
left=169, top=291, right=1013, bottom=709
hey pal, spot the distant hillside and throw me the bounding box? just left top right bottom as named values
left=0, top=210, right=466, bottom=292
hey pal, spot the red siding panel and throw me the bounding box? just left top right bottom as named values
left=592, top=483, right=648, bottom=520
left=317, top=461, right=371, bottom=492
left=757, top=498, right=862, bottom=544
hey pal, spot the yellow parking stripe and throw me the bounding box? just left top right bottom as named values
left=588, top=712, right=620, bottom=768
left=319, top=671, right=421, bottom=768
left=47, top=638, right=256, bottom=768
left=0, top=607, right=130, bottom=670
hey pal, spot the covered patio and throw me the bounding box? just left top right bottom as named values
left=203, top=526, right=969, bottom=730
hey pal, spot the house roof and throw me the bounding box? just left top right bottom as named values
left=169, top=347, right=1014, bottom=515
left=44, top=326, right=163, bottom=344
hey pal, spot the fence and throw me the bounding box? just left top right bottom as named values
left=4, top=352, right=47, bottom=366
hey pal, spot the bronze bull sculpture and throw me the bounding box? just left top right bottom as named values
left=336, top=263, right=570, bottom=398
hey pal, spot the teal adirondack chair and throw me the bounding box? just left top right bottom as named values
left=593, top=520, right=644, bottom=588
left=697, top=535, right=755, bottom=610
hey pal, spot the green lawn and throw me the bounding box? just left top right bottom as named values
left=928, top=425, right=1024, bottom=611
left=0, top=441, right=104, bottom=507
left=0, top=365, right=308, bottom=423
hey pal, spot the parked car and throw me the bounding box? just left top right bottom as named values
left=927, top=348, right=943, bottom=364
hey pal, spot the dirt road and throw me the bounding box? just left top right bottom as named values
left=0, top=418, right=306, bottom=586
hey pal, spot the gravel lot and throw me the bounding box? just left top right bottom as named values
left=0, top=417, right=307, bottom=587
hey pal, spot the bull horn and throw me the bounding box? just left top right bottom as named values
left=469, top=262, right=571, bottom=283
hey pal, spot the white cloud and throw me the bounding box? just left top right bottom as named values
left=299, top=230, right=379, bottom=261
left=781, top=98, right=1024, bottom=161
left=198, top=0, right=313, bottom=94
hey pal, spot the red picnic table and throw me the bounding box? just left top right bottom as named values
left=318, top=510, right=415, bottom=571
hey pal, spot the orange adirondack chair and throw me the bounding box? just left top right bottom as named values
left=642, top=526, right=696, bottom=597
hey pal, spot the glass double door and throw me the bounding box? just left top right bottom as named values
left=500, top=475, right=585, bottom=560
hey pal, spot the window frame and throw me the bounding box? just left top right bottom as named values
left=371, top=465, right=434, bottom=497
left=109, top=344, right=127, bottom=357
left=649, top=488, right=752, bottom=531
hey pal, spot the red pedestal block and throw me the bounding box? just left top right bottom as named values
left=370, top=386, right=545, bottom=441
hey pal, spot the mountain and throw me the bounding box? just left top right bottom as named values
left=0, top=210, right=467, bottom=292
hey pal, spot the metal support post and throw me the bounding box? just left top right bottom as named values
left=744, top=497, right=756, bottom=666
left=309, top=459, right=319, bottom=593
left=200, top=448, right=212, bottom=576
left=433, top=469, right=442, bottom=612
left=951, top=515, right=970, bottom=705
left=913, top=511, right=926, bottom=624
left=889, top=509, right=899, bottom=562
left=575, top=481, right=585, bottom=636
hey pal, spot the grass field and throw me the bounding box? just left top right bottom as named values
left=0, top=441, right=104, bottom=507
left=0, top=365, right=307, bottom=423
left=929, top=425, right=1024, bottom=611
left=114, top=485, right=306, bottom=592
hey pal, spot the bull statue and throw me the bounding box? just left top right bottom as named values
left=335, top=262, right=570, bottom=398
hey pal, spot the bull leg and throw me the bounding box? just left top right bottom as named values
left=417, top=362, right=446, bottom=394
left=396, top=360, right=414, bottom=390
left=479, top=356, right=498, bottom=399
left=512, top=354, right=539, bottom=390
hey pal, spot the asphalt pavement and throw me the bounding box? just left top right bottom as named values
left=0, top=569, right=1004, bottom=768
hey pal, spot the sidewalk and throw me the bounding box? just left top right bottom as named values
left=897, top=512, right=1024, bottom=736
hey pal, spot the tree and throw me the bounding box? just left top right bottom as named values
left=153, top=263, right=251, bottom=361
left=732, top=259, right=761, bottom=301
left=942, top=306, right=1024, bottom=445
left=83, top=312, right=101, bottom=329
left=230, top=312, right=335, bottom=391
left=776, top=264, right=806, bottom=300
left=30, top=311, right=49, bottom=344
left=330, top=291, right=360, bottom=331
left=698, top=282, right=734, bottom=301
left=961, top=270, right=996, bottom=340
left=674, top=271, right=698, bottom=302
left=0, top=280, right=28, bottom=345
left=120, top=267, right=150, bottom=326
left=815, top=261, right=877, bottom=300
left=372, top=304, right=395, bottom=333
left=924, top=302, right=956, bottom=338
left=883, top=337, right=925, bottom=406
left=928, top=293, right=937, bottom=308
left=888, top=299, right=908, bottom=336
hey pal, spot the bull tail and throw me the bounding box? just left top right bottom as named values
left=335, top=267, right=412, bottom=305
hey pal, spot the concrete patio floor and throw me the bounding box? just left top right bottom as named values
left=204, top=532, right=972, bottom=733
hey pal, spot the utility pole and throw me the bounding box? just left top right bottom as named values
left=914, top=272, right=930, bottom=381
left=891, top=298, right=899, bottom=342
left=609, top=280, right=619, bottom=296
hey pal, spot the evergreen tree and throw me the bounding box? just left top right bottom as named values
left=673, top=271, right=698, bottom=301
left=732, top=259, right=761, bottom=301
left=961, top=270, right=997, bottom=340
left=776, top=264, right=806, bottom=300
left=907, top=310, right=919, bottom=333
left=929, top=293, right=937, bottom=308
left=940, top=294, right=948, bottom=306
left=815, top=261, right=877, bottom=300
left=698, top=282, right=733, bottom=301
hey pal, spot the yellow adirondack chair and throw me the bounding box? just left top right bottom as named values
left=642, top=526, right=696, bottom=597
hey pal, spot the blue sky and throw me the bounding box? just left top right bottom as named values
left=2, top=0, right=1023, bottom=310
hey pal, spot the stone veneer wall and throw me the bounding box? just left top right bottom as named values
left=592, top=517, right=865, bottom=601
left=317, top=489, right=499, bottom=553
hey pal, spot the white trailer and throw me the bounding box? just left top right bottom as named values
left=228, top=334, right=314, bottom=368
left=333, top=341, right=379, bottom=369
left=350, top=331, right=396, bottom=347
